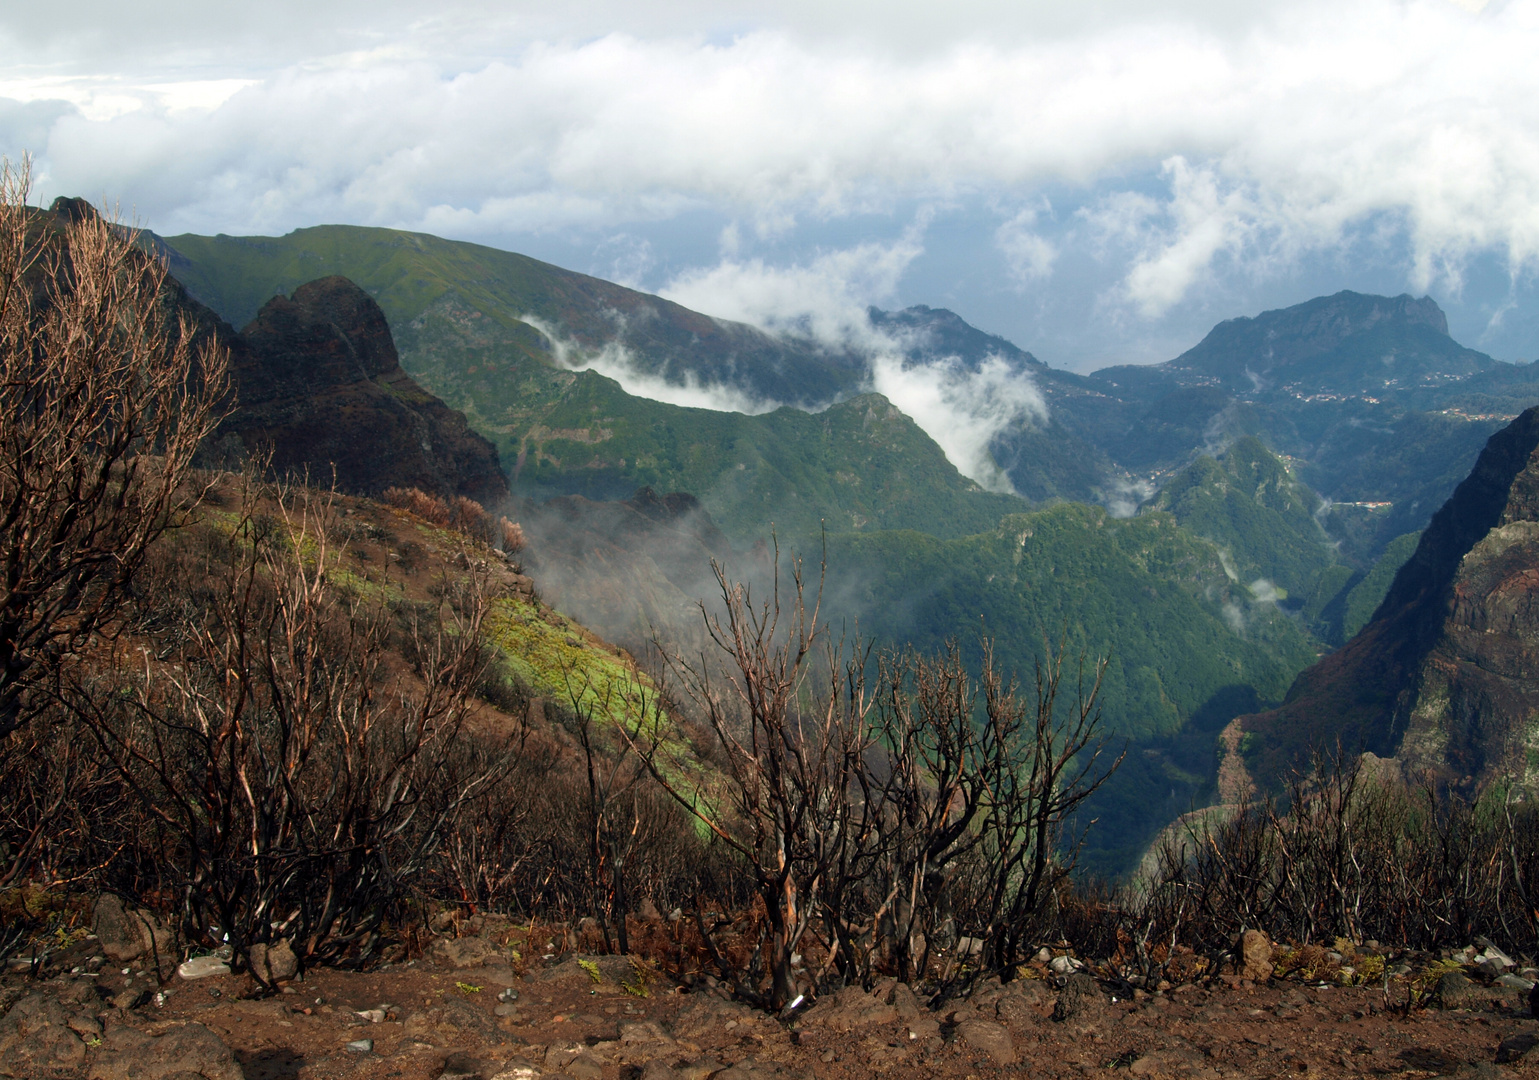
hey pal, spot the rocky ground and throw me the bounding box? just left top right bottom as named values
left=4, top=910, right=1539, bottom=1080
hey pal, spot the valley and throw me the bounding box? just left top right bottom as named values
left=154, top=224, right=1539, bottom=876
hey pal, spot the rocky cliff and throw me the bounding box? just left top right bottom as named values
left=1235, top=406, right=1539, bottom=790
left=217, top=276, right=509, bottom=505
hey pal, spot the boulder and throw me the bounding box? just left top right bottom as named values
left=93, top=895, right=173, bottom=964
left=432, top=935, right=505, bottom=969
left=1497, top=1032, right=1539, bottom=1064
left=956, top=1019, right=1017, bottom=1065
left=1052, top=973, right=1107, bottom=1024
left=0, top=992, right=86, bottom=1079
left=86, top=1022, right=242, bottom=1080
left=176, top=956, right=231, bottom=981
left=1436, top=971, right=1477, bottom=1009
left=247, top=939, right=298, bottom=983
left=1240, top=929, right=1274, bottom=981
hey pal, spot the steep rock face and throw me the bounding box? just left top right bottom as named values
left=1237, top=407, right=1539, bottom=789
left=220, top=276, right=509, bottom=505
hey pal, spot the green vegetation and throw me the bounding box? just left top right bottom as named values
left=483, top=595, right=661, bottom=730
left=828, top=504, right=1316, bottom=740
left=820, top=502, right=1321, bottom=876
left=1148, top=436, right=1334, bottom=598
left=1296, top=531, right=1423, bottom=646
left=504, top=374, right=1024, bottom=543
left=162, top=225, right=861, bottom=404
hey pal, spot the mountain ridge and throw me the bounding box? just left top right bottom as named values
left=1233, top=406, right=1539, bottom=790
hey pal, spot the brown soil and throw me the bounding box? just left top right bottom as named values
left=5, top=932, right=1536, bottom=1080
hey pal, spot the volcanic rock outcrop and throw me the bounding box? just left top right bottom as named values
left=1235, top=406, right=1539, bottom=791
left=216, top=276, right=509, bottom=505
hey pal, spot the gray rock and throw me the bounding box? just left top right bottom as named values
left=566, top=1052, right=604, bottom=1080
left=886, top=981, right=922, bottom=1020
left=0, top=992, right=85, bottom=1079
left=956, top=1018, right=1017, bottom=1065
left=1239, top=929, right=1274, bottom=981
left=1497, top=974, right=1535, bottom=991
left=432, top=935, right=505, bottom=969
left=619, top=1019, right=672, bottom=1045
left=488, top=1058, right=542, bottom=1080
left=1445, top=1064, right=1512, bottom=1080
left=92, top=895, right=173, bottom=964
left=176, top=956, right=231, bottom=981
left=712, top=1056, right=810, bottom=1080
left=809, top=985, right=898, bottom=1032
left=345, top=1038, right=374, bottom=1053
left=1436, top=971, right=1477, bottom=1009
left=438, top=995, right=501, bottom=1040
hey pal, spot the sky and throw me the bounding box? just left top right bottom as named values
left=2, top=0, right=1537, bottom=372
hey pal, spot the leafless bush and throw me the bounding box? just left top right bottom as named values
left=0, top=705, right=133, bottom=892
left=382, top=485, right=516, bottom=550
left=0, top=158, right=229, bottom=744
left=500, top=517, right=526, bottom=554
left=1126, top=751, right=1539, bottom=981
left=629, top=550, right=1122, bottom=1005
left=69, top=475, right=509, bottom=986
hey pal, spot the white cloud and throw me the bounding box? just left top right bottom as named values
left=867, top=352, right=1047, bottom=493
left=2, top=0, right=1534, bottom=321
left=995, top=205, right=1058, bottom=285
left=521, top=314, right=782, bottom=414
left=659, top=230, right=925, bottom=343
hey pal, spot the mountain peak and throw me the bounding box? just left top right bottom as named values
left=1153, top=289, right=1490, bottom=396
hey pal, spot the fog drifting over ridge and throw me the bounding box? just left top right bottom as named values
left=2, top=0, right=1534, bottom=367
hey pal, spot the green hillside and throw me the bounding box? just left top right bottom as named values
left=1148, top=436, right=1335, bottom=598
left=161, top=225, right=864, bottom=405
left=822, top=502, right=1321, bottom=874
left=502, top=375, right=1024, bottom=543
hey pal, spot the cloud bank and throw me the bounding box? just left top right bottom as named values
left=0, top=0, right=1533, bottom=326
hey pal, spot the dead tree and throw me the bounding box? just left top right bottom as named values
left=0, top=158, right=229, bottom=744
left=968, top=637, right=1121, bottom=974
left=867, top=643, right=990, bottom=984
left=627, top=550, right=876, bottom=1010
left=74, top=476, right=503, bottom=986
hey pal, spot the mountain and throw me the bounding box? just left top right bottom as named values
left=1078, top=291, right=1533, bottom=558
left=1233, top=407, right=1539, bottom=791
left=216, top=276, right=509, bottom=505
left=160, top=225, right=865, bottom=408
left=1156, top=291, right=1495, bottom=396
left=823, top=502, right=1320, bottom=874
left=1146, top=436, right=1333, bottom=600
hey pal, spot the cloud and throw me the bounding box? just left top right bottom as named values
left=520, top=314, right=782, bottom=415
left=657, top=231, right=1046, bottom=491
left=996, top=204, right=1058, bottom=286
left=659, top=229, right=925, bottom=342
left=1100, top=477, right=1154, bottom=518
left=867, top=351, right=1046, bottom=493
left=2, top=0, right=1534, bottom=323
